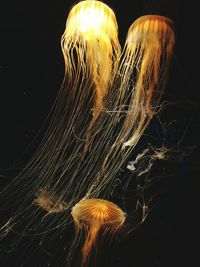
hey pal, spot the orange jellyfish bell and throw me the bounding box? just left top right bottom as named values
left=127, top=15, right=175, bottom=47
left=71, top=198, right=126, bottom=266
left=72, top=198, right=126, bottom=225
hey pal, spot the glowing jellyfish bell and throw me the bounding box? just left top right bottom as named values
left=62, top=0, right=121, bottom=122
left=71, top=198, right=126, bottom=266
left=121, top=15, right=175, bottom=149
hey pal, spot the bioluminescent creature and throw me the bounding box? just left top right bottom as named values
left=61, top=0, right=121, bottom=148
left=71, top=198, right=125, bottom=266
left=120, top=15, right=175, bottom=148
left=0, top=1, right=175, bottom=266
left=33, top=187, right=68, bottom=214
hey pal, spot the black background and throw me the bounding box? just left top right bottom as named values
left=0, top=1, right=200, bottom=266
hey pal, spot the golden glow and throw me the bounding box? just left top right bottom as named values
left=120, top=15, right=175, bottom=149
left=71, top=198, right=125, bottom=225
left=126, top=15, right=175, bottom=46
left=66, top=1, right=118, bottom=41
left=62, top=0, right=121, bottom=137
left=71, top=198, right=125, bottom=266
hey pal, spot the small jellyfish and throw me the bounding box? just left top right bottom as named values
left=33, top=188, right=67, bottom=214
left=71, top=198, right=126, bottom=266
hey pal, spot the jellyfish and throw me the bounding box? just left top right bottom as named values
left=33, top=187, right=67, bottom=214
left=61, top=0, right=121, bottom=145
left=71, top=198, right=126, bottom=266
left=120, top=15, right=175, bottom=149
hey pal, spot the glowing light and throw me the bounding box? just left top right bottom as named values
left=120, top=15, right=175, bottom=149
left=62, top=0, right=121, bottom=133
left=66, top=1, right=118, bottom=41
left=71, top=198, right=125, bottom=266
left=72, top=198, right=126, bottom=225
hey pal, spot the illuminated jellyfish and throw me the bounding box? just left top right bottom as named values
left=33, top=187, right=68, bottom=214
left=120, top=15, right=176, bottom=149
left=61, top=0, right=121, bottom=144
left=82, top=15, right=175, bottom=199
left=71, top=198, right=126, bottom=266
